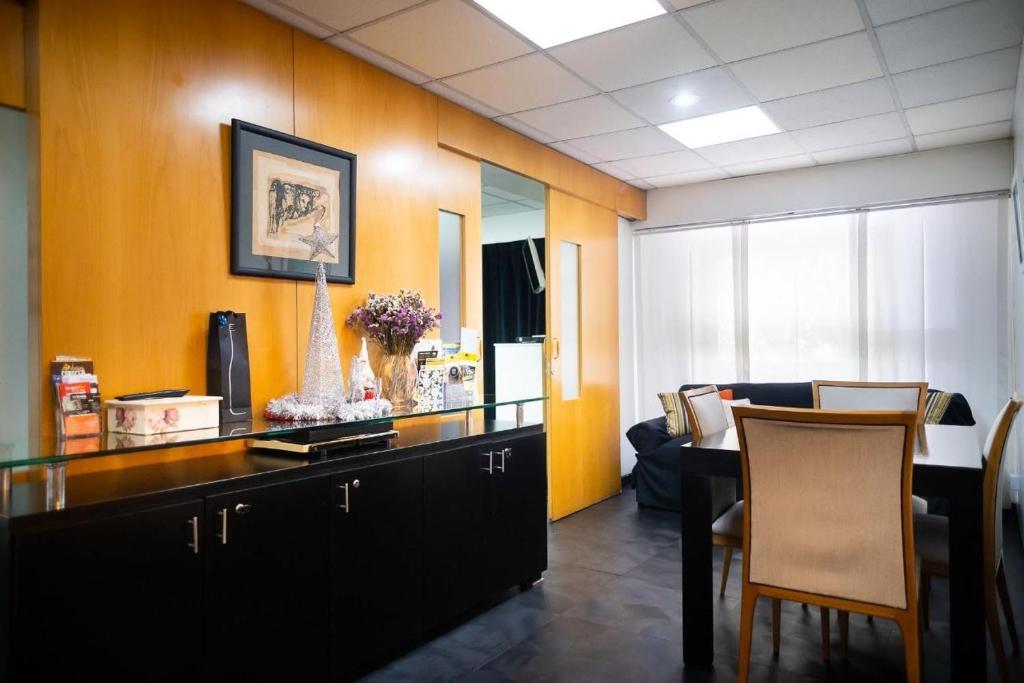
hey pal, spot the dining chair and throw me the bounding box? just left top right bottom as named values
left=680, top=385, right=743, bottom=598
left=733, top=406, right=921, bottom=683
left=916, top=397, right=1022, bottom=683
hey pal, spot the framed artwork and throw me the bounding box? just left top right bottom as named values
left=1013, top=172, right=1024, bottom=271
left=231, top=119, right=356, bottom=284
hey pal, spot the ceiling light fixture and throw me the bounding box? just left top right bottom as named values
left=670, top=92, right=701, bottom=108
left=471, top=0, right=666, bottom=49
left=658, top=106, right=780, bottom=148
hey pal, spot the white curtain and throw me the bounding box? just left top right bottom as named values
left=634, top=198, right=1007, bottom=434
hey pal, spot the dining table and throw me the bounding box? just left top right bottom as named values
left=679, top=423, right=986, bottom=681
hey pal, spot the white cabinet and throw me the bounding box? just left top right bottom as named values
left=494, top=343, right=544, bottom=424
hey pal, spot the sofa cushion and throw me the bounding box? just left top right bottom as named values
left=680, top=382, right=813, bottom=408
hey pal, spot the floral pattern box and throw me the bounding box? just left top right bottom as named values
left=106, top=396, right=222, bottom=435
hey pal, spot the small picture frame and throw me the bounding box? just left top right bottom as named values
left=1013, top=171, right=1024, bottom=271
left=231, top=119, right=357, bottom=284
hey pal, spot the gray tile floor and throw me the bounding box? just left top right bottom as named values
left=362, top=492, right=1024, bottom=682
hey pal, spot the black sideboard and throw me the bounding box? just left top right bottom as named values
left=1, top=420, right=547, bottom=682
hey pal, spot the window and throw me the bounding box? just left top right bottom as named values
left=635, top=198, right=1006, bottom=433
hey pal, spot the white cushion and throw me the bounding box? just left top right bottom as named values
left=817, top=385, right=921, bottom=412
left=690, top=391, right=729, bottom=436
left=914, top=513, right=948, bottom=566
left=712, top=500, right=743, bottom=538
left=723, top=398, right=752, bottom=427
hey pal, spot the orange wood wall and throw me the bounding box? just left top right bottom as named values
left=29, top=0, right=644, bottom=468
left=0, top=0, right=25, bottom=109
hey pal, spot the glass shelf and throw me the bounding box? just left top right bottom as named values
left=4, top=396, right=547, bottom=470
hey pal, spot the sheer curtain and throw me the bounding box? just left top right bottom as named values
left=634, top=198, right=1006, bottom=432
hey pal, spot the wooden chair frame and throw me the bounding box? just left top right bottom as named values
left=811, top=380, right=929, bottom=425
left=732, top=406, right=921, bottom=683
left=680, top=384, right=722, bottom=442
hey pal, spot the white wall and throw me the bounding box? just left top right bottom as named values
left=481, top=210, right=545, bottom=244
left=0, top=107, right=28, bottom=459
left=635, top=140, right=1012, bottom=231
left=1011, top=44, right=1024, bottom=529
left=617, top=216, right=637, bottom=477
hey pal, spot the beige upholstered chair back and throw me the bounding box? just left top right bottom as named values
left=681, top=385, right=728, bottom=441
left=812, top=381, right=928, bottom=425
left=984, top=398, right=1022, bottom=571
left=733, top=406, right=918, bottom=609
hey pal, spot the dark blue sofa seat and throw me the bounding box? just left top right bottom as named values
left=626, top=381, right=975, bottom=512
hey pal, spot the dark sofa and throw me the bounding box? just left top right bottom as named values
left=626, top=381, right=976, bottom=512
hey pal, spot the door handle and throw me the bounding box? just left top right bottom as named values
left=495, top=447, right=509, bottom=473
left=217, top=508, right=228, bottom=545
left=234, top=503, right=252, bottom=515
left=552, top=337, right=560, bottom=360
left=482, top=451, right=494, bottom=475
left=187, top=516, right=199, bottom=554
left=337, top=483, right=350, bottom=513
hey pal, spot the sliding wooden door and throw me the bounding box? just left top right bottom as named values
left=547, top=190, right=620, bottom=520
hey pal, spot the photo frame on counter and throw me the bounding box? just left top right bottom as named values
left=231, top=119, right=357, bottom=284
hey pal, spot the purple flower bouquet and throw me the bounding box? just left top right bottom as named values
left=346, top=290, right=442, bottom=356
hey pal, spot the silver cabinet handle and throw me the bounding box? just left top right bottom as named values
left=495, top=447, right=507, bottom=473
left=338, top=483, right=350, bottom=513
left=482, top=451, right=494, bottom=475
left=352, top=479, right=360, bottom=488
left=217, top=508, right=228, bottom=545
left=187, top=516, right=199, bottom=554
left=234, top=503, right=252, bottom=515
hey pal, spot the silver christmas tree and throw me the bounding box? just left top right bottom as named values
left=299, top=262, right=345, bottom=407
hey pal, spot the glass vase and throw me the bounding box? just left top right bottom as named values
left=378, top=352, right=416, bottom=410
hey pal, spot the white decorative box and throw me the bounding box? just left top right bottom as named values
left=106, top=396, right=222, bottom=435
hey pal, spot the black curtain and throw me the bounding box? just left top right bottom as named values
left=482, top=238, right=545, bottom=404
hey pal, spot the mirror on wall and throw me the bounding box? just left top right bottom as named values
left=480, top=163, right=546, bottom=422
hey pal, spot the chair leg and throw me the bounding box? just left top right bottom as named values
left=720, top=546, right=733, bottom=598
left=738, top=590, right=757, bottom=683
left=996, top=560, right=1021, bottom=656
left=898, top=615, right=921, bottom=683
left=771, top=598, right=781, bottom=657
left=921, top=571, right=930, bottom=630
left=819, top=607, right=830, bottom=662
left=838, top=610, right=849, bottom=659
left=987, top=585, right=1012, bottom=683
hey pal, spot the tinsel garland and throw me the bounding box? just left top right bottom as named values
left=265, top=394, right=392, bottom=422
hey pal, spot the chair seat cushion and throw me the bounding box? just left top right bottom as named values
left=712, top=500, right=744, bottom=539
left=912, top=495, right=928, bottom=515
left=914, top=513, right=949, bottom=566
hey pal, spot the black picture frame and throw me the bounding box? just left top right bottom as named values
left=231, top=119, right=357, bottom=284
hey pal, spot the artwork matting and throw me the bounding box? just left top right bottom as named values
left=231, top=119, right=356, bottom=284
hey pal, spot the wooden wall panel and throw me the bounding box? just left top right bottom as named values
left=292, top=33, right=441, bottom=369
left=0, top=0, right=25, bottom=109
left=547, top=190, right=621, bottom=519
left=37, top=0, right=298, bottom=438
left=437, top=99, right=646, bottom=221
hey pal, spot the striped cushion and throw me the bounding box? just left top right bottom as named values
left=658, top=392, right=691, bottom=437
left=924, top=391, right=953, bottom=424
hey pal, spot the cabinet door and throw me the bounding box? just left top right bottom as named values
left=330, top=457, right=423, bottom=678
left=13, top=500, right=204, bottom=683
left=204, top=476, right=330, bottom=681
left=422, top=445, right=489, bottom=631
left=485, top=433, right=548, bottom=594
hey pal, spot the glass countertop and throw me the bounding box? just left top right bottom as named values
left=5, top=396, right=547, bottom=469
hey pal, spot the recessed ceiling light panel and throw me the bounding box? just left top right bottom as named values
left=472, top=0, right=666, bottom=48
left=670, top=92, right=700, bottom=108
left=658, top=106, right=780, bottom=148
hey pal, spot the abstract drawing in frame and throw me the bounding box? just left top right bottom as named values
left=231, top=119, right=356, bottom=284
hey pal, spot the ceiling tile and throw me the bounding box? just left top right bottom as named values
left=566, top=127, right=684, bottom=161
left=613, top=150, right=713, bottom=178
left=241, top=0, right=334, bottom=38
left=696, top=133, right=805, bottom=166
left=914, top=120, right=1013, bottom=149
left=790, top=112, right=907, bottom=151
left=863, top=0, right=968, bottom=26
left=764, top=79, right=895, bottom=130
left=422, top=81, right=502, bottom=118
left=443, top=54, right=595, bottom=114
left=904, top=89, right=1015, bottom=135
left=730, top=33, right=883, bottom=100
left=277, top=0, right=422, bottom=32
left=493, top=115, right=557, bottom=143
left=327, top=34, right=432, bottom=84
left=645, top=168, right=730, bottom=187
left=892, top=47, right=1020, bottom=108
left=810, top=138, right=913, bottom=164
left=681, top=0, right=864, bottom=62
left=610, top=68, right=754, bottom=125
left=875, top=0, right=1024, bottom=73
left=592, top=161, right=637, bottom=180
left=549, top=16, right=714, bottom=91
left=347, top=0, right=533, bottom=78
left=548, top=141, right=602, bottom=165
left=724, top=155, right=816, bottom=177
left=630, top=178, right=656, bottom=190
left=668, top=0, right=711, bottom=8
left=511, top=96, right=645, bottom=140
